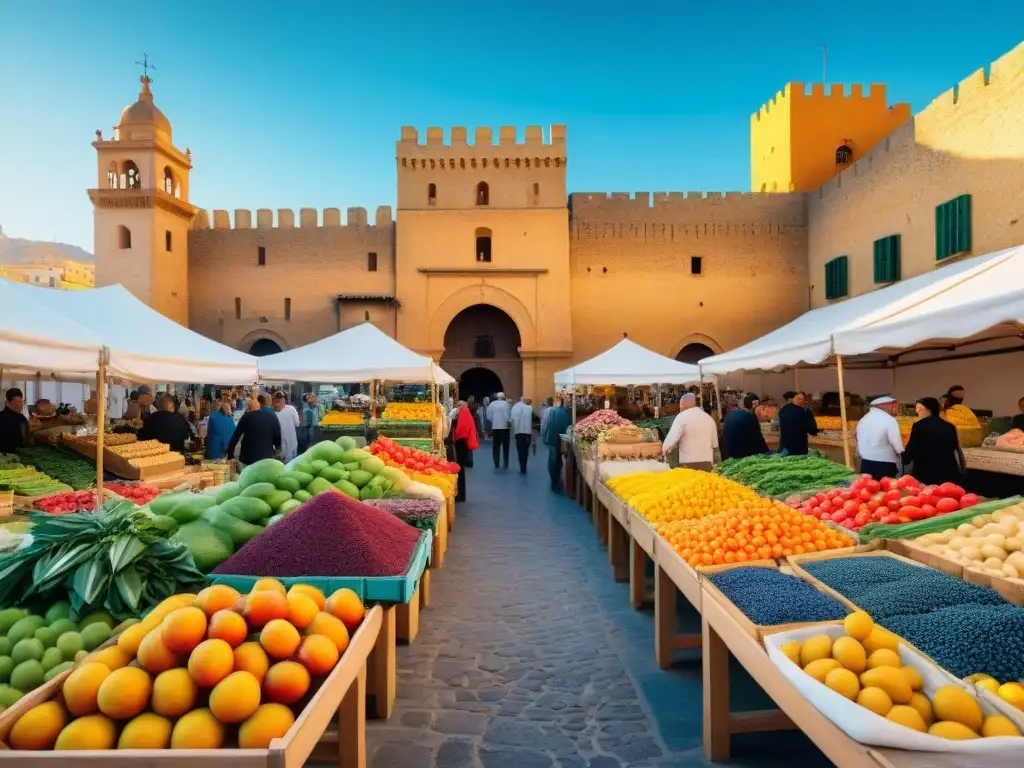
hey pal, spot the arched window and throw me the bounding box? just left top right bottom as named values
left=107, top=161, right=119, bottom=189
left=117, top=225, right=132, bottom=250
left=123, top=161, right=141, bottom=189
left=475, top=227, right=492, bottom=263
left=476, top=182, right=489, bottom=206
left=428, top=183, right=437, bottom=206
left=836, top=143, right=854, bottom=165
left=163, top=166, right=174, bottom=194
left=174, top=182, right=181, bottom=199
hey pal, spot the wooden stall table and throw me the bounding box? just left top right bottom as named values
left=650, top=530, right=703, bottom=669
left=366, top=604, right=397, bottom=720
left=598, top=484, right=629, bottom=583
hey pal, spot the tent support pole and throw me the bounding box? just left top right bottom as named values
left=835, top=354, right=853, bottom=469
left=370, top=380, right=377, bottom=419
left=794, top=366, right=801, bottom=393
left=571, top=389, right=577, bottom=429
left=713, top=378, right=722, bottom=424
left=95, top=350, right=108, bottom=505
left=430, top=370, right=439, bottom=454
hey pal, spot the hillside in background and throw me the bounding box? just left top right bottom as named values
left=0, top=225, right=94, bottom=266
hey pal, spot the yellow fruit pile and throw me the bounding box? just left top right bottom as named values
left=942, top=404, right=981, bottom=428
left=965, top=674, right=1024, bottom=712
left=381, top=403, right=435, bottom=422
left=7, top=579, right=368, bottom=752
left=779, top=611, right=1021, bottom=740
left=320, top=410, right=365, bottom=426
left=411, top=471, right=456, bottom=499
left=607, top=468, right=761, bottom=524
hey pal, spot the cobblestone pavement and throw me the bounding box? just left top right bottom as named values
left=349, top=447, right=830, bottom=768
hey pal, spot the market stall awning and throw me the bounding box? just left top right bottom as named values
left=258, top=321, right=452, bottom=384
left=832, top=244, right=1024, bottom=356
left=699, top=249, right=1013, bottom=375
left=0, top=278, right=104, bottom=377
left=554, top=338, right=703, bottom=387
left=7, top=283, right=260, bottom=384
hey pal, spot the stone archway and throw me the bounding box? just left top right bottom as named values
left=249, top=338, right=283, bottom=357
left=237, top=329, right=289, bottom=356
left=441, top=305, right=523, bottom=401
left=428, top=284, right=536, bottom=355
left=676, top=343, right=714, bottom=364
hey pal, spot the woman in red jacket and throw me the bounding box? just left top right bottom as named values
left=450, top=401, right=479, bottom=502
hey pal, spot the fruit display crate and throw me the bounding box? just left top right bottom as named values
left=61, top=439, right=185, bottom=481
left=0, top=606, right=383, bottom=767
left=210, top=530, right=432, bottom=605
left=883, top=539, right=1024, bottom=606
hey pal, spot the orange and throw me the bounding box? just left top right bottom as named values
left=308, top=611, right=350, bottom=653
left=234, top=641, right=271, bottom=684
left=63, top=662, right=112, bottom=717
left=209, top=671, right=262, bottom=723
left=161, top=606, right=208, bottom=654
left=296, top=634, right=340, bottom=676
left=252, top=578, right=287, bottom=595
left=286, top=593, right=320, bottom=629
left=239, top=703, right=296, bottom=749
left=244, top=589, right=290, bottom=628
left=263, top=660, right=310, bottom=705
left=287, top=583, right=326, bottom=610
left=208, top=609, right=249, bottom=647
left=97, top=666, right=152, bottom=720
left=325, top=588, right=366, bottom=633
left=171, top=708, right=225, bottom=749
left=188, top=638, right=235, bottom=687
left=136, top=626, right=181, bottom=674
left=260, top=618, right=302, bottom=659
left=152, top=667, right=198, bottom=717
left=193, top=584, right=241, bottom=617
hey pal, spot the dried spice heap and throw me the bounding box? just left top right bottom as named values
left=212, top=490, right=421, bottom=577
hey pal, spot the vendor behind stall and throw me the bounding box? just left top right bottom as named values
left=0, top=388, right=31, bottom=453
left=722, top=393, right=769, bottom=460
left=137, top=394, right=191, bottom=453
left=778, top=391, right=819, bottom=456
left=855, top=395, right=903, bottom=481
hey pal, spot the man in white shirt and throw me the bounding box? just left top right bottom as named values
left=273, top=392, right=301, bottom=461
left=486, top=393, right=512, bottom=469
left=510, top=397, right=534, bottom=474
left=855, top=395, right=904, bottom=480
left=662, top=393, right=719, bottom=470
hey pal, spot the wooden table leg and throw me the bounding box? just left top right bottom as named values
left=396, top=589, right=420, bottom=644
left=338, top=663, right=367, bottom=768
left=630, top=539, right=648, bottom=609
left=609, top=516, right=629, bottom=583
left=432, top=507, right=447, bottom=569
left=420, top=569, right=431, bottom=608
left=446, top=496, right=455, bottom=530
left=366, top=605, right=396, bottom=719
left=654, top=565, right=677, bottom=669
left=702, top=611, right=731, bottom=761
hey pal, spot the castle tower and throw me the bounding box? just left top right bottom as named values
left=89, top=74, right=197, bottom=325
left=394, top=126, right=574, bottom=401
left=750, top=83, right=911, bottom=193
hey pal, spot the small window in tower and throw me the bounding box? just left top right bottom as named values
left=836, top=142, right=853, bottom=165
left=163, top=167, right=174, bottom=195
left=367, top=252, right=378, bottom=272
left=691, top=256, right=703, bottom=275
left=123, top=161, right=141, bottom=189
left=475, top=227, right=492, bottom=263
left=165, top=230, right=172, bottom=252
left=428, top=183, right=437, bottom=206
left=117, top=225, right=132, bottom=250
left=107, top=161, right=119, bottom=189
left=284, top=298, right=291, bottom=321
left=476, top=182, right=489, bottom=206
left=49, top=277, right=56, bottom=288
left=532, top=182, right=540, bottom=204
left=258, top=246, right=266, bottom=266
left=235, top=298, right=242, bottom=320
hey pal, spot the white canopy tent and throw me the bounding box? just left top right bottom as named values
left=6, top=282, right=259, bottom=384
left=699, top=248, right=1014, bottom=375
left=0, top=279, right=104, bottom=377
left=554, top=338, right=703, bottom=387
left=832, top=245, right=1024, bottom=356
left=258, top=321, right=454, bottom=384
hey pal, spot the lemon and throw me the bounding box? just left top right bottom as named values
left=898, top=666, right=923, bottom=691
left=831, top=637, right=866, bottom=673
left=866, top=649, right=901, bottom=670
left=862, top=627, right=899, bottom=654
left=780, top=641, right=801, bottom=666
left=803, top=658, right=842, bottom=684
left=886, top=705, right=927, bottom=732
left=932, top=685, right=983, bottom=732
left=856, top=686, right=893, bottom=716
left=907, top=692, right=933, bottom=726
left=981, top=714, right=1022, bottom=737
left=799, top=635, right=833, bottom=667
left=928, top=721, right=980, bottom=740
left=825, top=668, right=860, bottom=700
left=860, top=667, right=912, bottom=705
left=976, top=677, right=1000, bottom=695
left=844, top=611, right=874, bottom=641
left=998, top=682, right=1024, bottom=711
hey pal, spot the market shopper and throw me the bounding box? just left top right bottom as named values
left=301, top=393, right=320, bottom=451
left=227, top=397, right=282, bottom=470
left=778, top=391, right=819, bottom=456
left=449, top=401, right=479, bottom=502
left=662, top=393, right=718, bottom=470
left=855, top=395, right=904, bottom=480
left=541, top=397, right=572, bottom=492
left=941, top=385, right=966, bottom=411
left=903, top=397, right=965, bottom=485
left=1013, top=397, right=1024, bottom=431
left=487, top=393, right=512, bottom=469
left=137, top=394, right=191, bottom=453
left=722, top=393, right=769, bottom=460
left=510, top=396, right=534, bottom=474
left=0, top=388, right=30, bottom=453
left=205, top=400, right=236, bottom=459
left=273, top=392, right=301, bottom=461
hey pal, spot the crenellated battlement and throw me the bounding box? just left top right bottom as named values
left=196, top=206, right=394, bottom=230
left=753, top=82, right=897, bottom=122
left=396, top=125, right=567, bottom=169
left=398, top=125, right=565, bottom=148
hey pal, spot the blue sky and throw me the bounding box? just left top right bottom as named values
left=1, top=2, right=1021, bottom=251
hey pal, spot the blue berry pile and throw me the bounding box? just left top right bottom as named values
left=709, top=567, right=848, bottom=626
left=802, top=556, right=1008, bottom=617
left=883, top=604, right=1024, bottom=681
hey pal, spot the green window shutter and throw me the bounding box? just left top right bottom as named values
left=874, top=235, right=901, bottom=283
left=954, top=194, right=972, bottom=253
left=873, top=240, right=882, bottom=283
left=837, top=255, right=848, bottom=297
left=936, top=195, right=972, bottom=261
left=824, top=260, right=835, bottom=300
left=935, top=201, right=947, bottom=261
left=825, top=256, right=848, bottom=300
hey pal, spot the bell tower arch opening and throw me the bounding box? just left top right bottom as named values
left=676, top=343, right=715, bottom=364
left=441, top=304, right=523, bottom=401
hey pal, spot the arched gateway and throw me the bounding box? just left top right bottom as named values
left=441, top=304, right=523, bottom=401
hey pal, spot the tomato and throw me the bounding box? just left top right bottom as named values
left=896, top=475, right=920, bottom=490
left=814, top=493, right=828, bottom=504
left=934, top=497, right=959, bottom=514
left=938, top=482, right=965, bottom=499
left=898, top=505, right=923, bottom=519
left=854, top=511, right=871, bottom=526
left=857, top=489, right=872, bottom=502
left=820, top=499, right=833, bottom=512
left=918, top=494, right=937, bottom=508
left=827, top=489, right=842, bottom=500
left=886, top=499, right=901, bottom=511
left=831, top=507, right=849, bottom=522
left=959, top=493, right=980, bottom=508
left=820, top=512, right=832, bottom=521
left=881, top=513, right=898, bottom=524
left=843, top=499, right=859, bottom=514
left=880, top=478, right=893, bottom=491
left=920, top=504, right=937, bottom=519
left=883, top=489, right=902, bottom=503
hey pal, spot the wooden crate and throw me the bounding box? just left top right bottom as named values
left=0, top=490, right=12, bottom=519
left=886, top=539, right=1024, bottom=605
left=0, top=606, right=383, bottom=768
left=63, top=438, right=185, bottom=481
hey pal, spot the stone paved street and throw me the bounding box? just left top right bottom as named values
left=350, top=446, right=832, bottom=768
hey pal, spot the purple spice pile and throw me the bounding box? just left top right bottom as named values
left=213, top=491, right=421, bottom=577
left=363, top=498, right=441, bottom=531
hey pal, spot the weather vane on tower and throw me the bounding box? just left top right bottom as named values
left=135, top=54, right=156, bottom=81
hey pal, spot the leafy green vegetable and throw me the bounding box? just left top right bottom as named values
left=17, top=446, right=97, bottom=490
left=715, top=451, right=855, bottom=497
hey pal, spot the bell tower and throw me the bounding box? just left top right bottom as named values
left=89, top=65, right=196, bottom=326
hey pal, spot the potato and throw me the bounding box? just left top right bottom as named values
left=992, top=508, right=1021, bottom=522
left=936, top=529, right=957, bottom=544
left=973, top=514, right=994, bottom=526
left=926, top=544, right=947, bottom=555
left=983, top=534, right=1007, bottom=549
left=1002, top=563, right=1020, bottom=579
left=1005, top=551, right=1024, bottom=572
left=958, top=523, right=979, bottom=536
left=1005, top=537, right=1023, bottom=553
left=980, top=544, right=1008, bottom=561
left=947, top=536, right=968, bottom=550
left=960, top=546, right=983, bottom=561
left=918, top=533, right=938, bottom=546
left=983, top=556, right=1006, bottom=570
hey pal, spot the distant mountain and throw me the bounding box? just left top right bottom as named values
left=0, top=226, right=94, bottom=266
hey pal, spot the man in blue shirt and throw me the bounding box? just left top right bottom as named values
left=541, top=398, right=572, bottom=492
left=778, top=391, right=819, bottom=456
left=722, top=393, right=769, bottom=460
